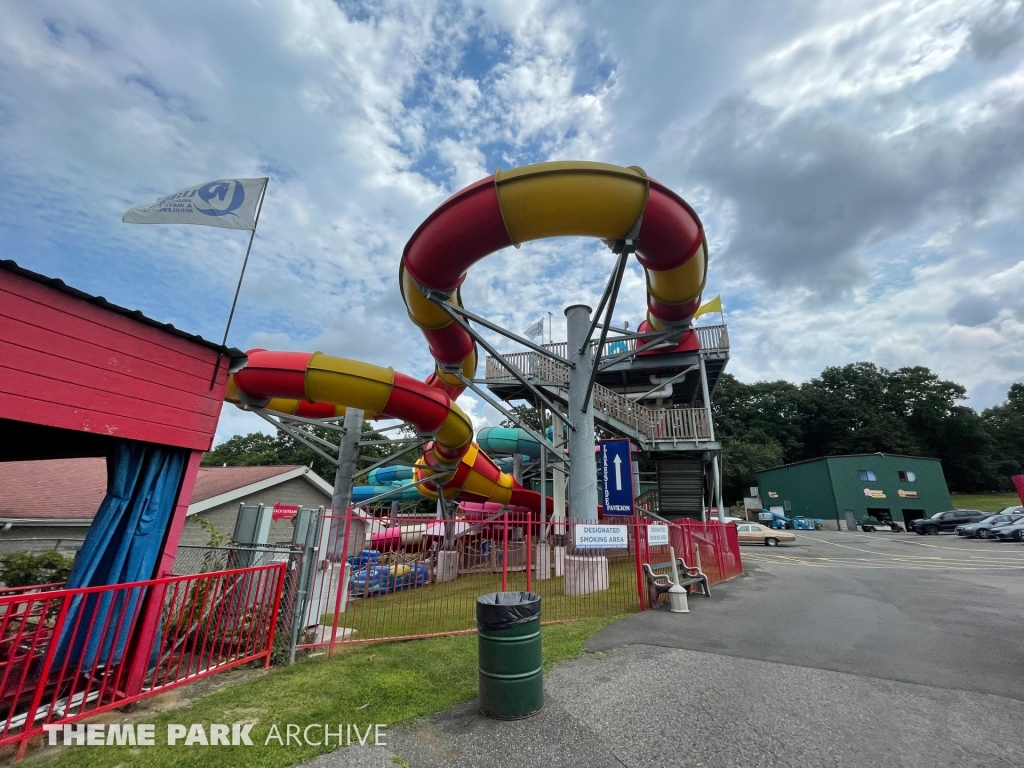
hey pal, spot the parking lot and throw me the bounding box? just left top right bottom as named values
left=744, top=527, right=1024, bottom=574
left=326, top=529, right=1024, bottom=768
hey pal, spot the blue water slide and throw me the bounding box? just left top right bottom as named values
left=367, top=466, right=415, bottom=485
left=350, top=482, right=423, bottom=504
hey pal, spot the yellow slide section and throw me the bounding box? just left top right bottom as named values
left=494, top=161, right=648, bottom=244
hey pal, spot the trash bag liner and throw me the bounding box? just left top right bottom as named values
left=476, top=592, right=542, bottom=631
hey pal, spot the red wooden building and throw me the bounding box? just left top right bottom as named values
left=0, top=258, right=245, bottom=575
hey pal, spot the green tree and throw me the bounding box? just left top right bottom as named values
left=202, top=421, right=406, bottom=482
left=499, top=403, right=544, bottom=432
left=798, top=363, right=921, bottom=459
left=714, top=362, right=1009, bottom=495
left=982, top=383, right=1024, bottom=489
left=713, top=375, right=805, bottom=463
left=721, top=430, right=785, bottom=504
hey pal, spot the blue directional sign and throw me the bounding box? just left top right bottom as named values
left=599, top=439, right=635, bottom=516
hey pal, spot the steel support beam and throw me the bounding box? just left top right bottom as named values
left=582, top=248, right=631, bottom=356
left=699, top=354, right=725, bottom=523
left=255, top=411, right=339, bottom=468
left=565, top=304, right=599, bottom=522
left=357, top=440, right=427, bottom=477
left=454, top=373, right=569, bottom=467
left=583, top=249, right=629, bottom=411
left=431, top=299, right=574, bottom=368
left=596, top=329, right=682, bottom=372
left=432, top=300, right=572, bottom=425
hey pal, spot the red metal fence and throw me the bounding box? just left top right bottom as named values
left=637, top=518, right=743, bottom=608
left=0, top=563, right=284, bottom=758
left=298, top=511, right=741, bottom=650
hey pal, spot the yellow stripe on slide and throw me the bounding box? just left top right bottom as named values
left=435, top=400, right=474, bottom=451
left=495, top=161, right=648, bottom=244
left=400, top=265, right=459, bottom=330
left=304, top=353, right=395, bottom=415
left=646, top=243, right=707, bottom=305
left=434, top=349, right=478, bottom=387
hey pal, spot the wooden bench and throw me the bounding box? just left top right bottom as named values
left=642, top=560, right=711, bottom=609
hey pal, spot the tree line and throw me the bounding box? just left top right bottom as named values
left=201, top=422, right=398, bottom=483
left=713, top=362, right=1024, bottom=503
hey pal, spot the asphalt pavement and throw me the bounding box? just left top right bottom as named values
left=302, top=531, right=1024, bottom=768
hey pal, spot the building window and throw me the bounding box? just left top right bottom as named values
left=898, top=470, right=916, bottom=482
left=858, top=470, right=876, bottom=482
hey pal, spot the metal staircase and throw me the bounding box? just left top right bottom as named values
left=482, top=343, right=720, bottom=451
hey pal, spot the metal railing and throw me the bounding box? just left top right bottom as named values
left=293, top=509, right=743, bottom=649
left=0, top=563, right=285, bottom=758
left=484, top=350, right=713, bottom=444
left=531, top=324, right=728, bottom=361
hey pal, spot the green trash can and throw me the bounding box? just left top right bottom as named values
left=476, top=591, right=542, bottom=719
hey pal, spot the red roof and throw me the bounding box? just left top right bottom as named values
left=0, top=459, right=306, bottom=521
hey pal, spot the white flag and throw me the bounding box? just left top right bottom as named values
left=523, top=318, right=544, bottom=339
left=122, top=178, right=268, bottom=231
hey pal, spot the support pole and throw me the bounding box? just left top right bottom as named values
left=698, top=355, right=725, bottom=523
left=552, top=411, right=567, bottom=576
left=565, top=305, right=599, bottom=524
left=539, top=403, right=547, bottom=542
left=331, top=408, right=364, bottom=559
left=536, top=402, right=551, bottom=580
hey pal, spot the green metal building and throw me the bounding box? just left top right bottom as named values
left=757, top=453, right=952, bottom=531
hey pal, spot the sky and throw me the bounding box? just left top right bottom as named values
left=2, top=0, right=1023, bottom=445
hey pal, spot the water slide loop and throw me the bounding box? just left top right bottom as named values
left=228, top=161, right=708, bottom=513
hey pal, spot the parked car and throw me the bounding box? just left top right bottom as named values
left=995, top=519, right=1024, bottom=542
left=736, top=522, right=796, bottom=547
left=956, top=512, right=1024, bottom=539
left=911, top=509, right=987, bottom=535
left=858, top=515, right=904, bottom=532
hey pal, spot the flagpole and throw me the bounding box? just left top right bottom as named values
left=208, top=178, right=269, bottom=389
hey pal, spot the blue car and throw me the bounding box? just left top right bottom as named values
left=349, top=562, right=431, bottom=596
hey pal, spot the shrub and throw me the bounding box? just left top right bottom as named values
left=0, top=550, right=74, bottom=588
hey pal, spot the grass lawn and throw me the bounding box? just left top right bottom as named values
left=951, top=492, right=1022, bottom=512
left=330, top=557, right=639, bottom=642
left=30, top=616, right=623, bottom=768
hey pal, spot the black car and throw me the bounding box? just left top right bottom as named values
left=911, top=509, right=987, bottom=535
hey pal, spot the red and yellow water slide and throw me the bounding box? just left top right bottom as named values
left=227, top=161, right=707, bottom=513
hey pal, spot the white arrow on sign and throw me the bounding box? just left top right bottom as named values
left=613, top=454, right=623, bottom=491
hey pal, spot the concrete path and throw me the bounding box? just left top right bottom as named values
left=302, top=531, right=1024, bottom=767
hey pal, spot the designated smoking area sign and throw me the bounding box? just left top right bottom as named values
left=600, top=439, right=635, bottom=516
left=574, top=524, right=629, bottom=549
left=647, top=523, right=670, bottom=546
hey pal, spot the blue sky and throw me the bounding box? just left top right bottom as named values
left=2, top=0, right=1023, bottom=444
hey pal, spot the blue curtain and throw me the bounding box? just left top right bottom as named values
left=57, top=440, right=187, bottom=668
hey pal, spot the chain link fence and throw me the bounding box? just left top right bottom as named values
left=0, top=537, right=84, bottom=556
left=172, top=543, right=306, bottom=665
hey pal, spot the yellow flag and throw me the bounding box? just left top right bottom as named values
left=694, top=295, right=722, bottom=318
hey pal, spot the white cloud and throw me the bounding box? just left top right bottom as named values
left=1, top=0, right=1022, bottom=449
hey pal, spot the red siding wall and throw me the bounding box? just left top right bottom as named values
left=0, top=269, right=230, bottom=451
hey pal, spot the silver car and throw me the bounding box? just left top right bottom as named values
left=956, top=510, right=1024, bottom=538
